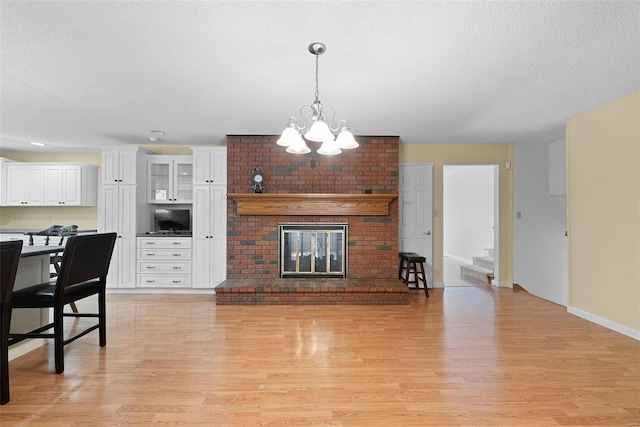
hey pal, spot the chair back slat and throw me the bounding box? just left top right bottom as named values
left=0, top=240, right=23, bottom=304
left=55, top=233, right=117, bottom=289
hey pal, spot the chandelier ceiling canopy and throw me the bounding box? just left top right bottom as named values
left=277, top=42, right=359, bottom=156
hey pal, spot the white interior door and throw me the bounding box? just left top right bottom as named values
left=399, top=163, right=434, bottom=287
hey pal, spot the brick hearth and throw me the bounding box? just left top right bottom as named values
left=215, top=279, right=409, bottom=305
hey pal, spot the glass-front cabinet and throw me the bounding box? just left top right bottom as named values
left=148, top=156, right=193, bottom=204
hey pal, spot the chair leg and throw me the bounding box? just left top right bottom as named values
left=403, top=261, right=412, bottom=286
left=54, top=305, right=64, bottom=374
left=98, top=288, right=106, bottom=347
left=418, top=261, right=429, bottom=297
left=1, top=306, right=10, bottom=404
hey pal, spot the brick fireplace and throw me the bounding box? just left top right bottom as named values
left=217, top=135, right=406, bottom=305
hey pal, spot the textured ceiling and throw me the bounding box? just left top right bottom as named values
left=1, top=1, right=638, bottom=152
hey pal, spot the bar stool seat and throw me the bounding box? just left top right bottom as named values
left=398, top=252, right=429, bottom=297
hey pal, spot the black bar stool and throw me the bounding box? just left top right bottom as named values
left=1, top=240, right=23, bottom=405
left=398, top=252, right=429, bottom=297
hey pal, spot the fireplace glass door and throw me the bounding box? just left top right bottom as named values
left=279, top=223, right=347, bottom=278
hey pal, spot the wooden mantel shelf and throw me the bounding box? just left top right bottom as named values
left=228, top=193, right=398, bottom=216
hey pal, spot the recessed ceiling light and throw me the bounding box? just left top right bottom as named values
left=148, top=137, right=161, bottom=142
left=150, top=130, right=165, bottom=135
left=30, top=142, right=46, bottom=146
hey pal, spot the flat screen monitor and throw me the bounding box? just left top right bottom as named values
left=153, top=209, right=191, bottom=232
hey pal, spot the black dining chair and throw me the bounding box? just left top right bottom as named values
left=1, top=239, right=24, bottom=405
left=9, top=233, right=117, bottom=374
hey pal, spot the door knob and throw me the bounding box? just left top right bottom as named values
left=424, top=231, right=431, bottom=235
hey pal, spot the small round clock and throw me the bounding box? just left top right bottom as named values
left=251, top=167, right=263, bottom=184
left=251, top=167, right=264, bottom=193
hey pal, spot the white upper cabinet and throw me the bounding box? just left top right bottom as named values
left=147, top=155, right=193, bottom=204
left=43, top=165, right=97, bottom=206
left=4, top=163, right=96, bottom=206
left=102, top=148, right=141, bottom=184
left=192, top=147, right=227, bottom=185
left=6, top=164, right=45, bottom=205
left=0, top=158, right=14, bottom=206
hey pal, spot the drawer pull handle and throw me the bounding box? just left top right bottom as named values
left=146, top=280, right=155, bottom=283
left=146, top=242, right=156, bottom=245
left=172, top=242, right=182, bottom=245
left=146, top=253, right=156, bottom=256
left=172, top=254, right=182, bottom=257
left=172, top=266, right=181, bottom=270
left=172, top=280, right=181, bottom=283
left=146, top=266, right=156, bottom=269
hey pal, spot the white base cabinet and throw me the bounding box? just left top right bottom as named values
left=192, top=184, right=226, bottom=288
left=137, top=237, right=192, bottom=288
left=101, top=185, right=138, bottom=288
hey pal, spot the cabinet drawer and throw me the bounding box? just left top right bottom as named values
left=137, top=249, right=191, bottom=260
left=137, top=261, right=191, bottom=274
left=137, top=237, right=192, bottom=248
left=137, top=275, right=191, bottom=288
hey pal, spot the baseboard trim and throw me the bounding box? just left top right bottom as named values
left=9, top=340, right=45, bottom=361
left=567, top=306, right=640, bottom=341
left=433, top=281, right=445, bottom=288
left=107, top=289, right=216, bottom=295
left=491, top=280, right=513, bottom=288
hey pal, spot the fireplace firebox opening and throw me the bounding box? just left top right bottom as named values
left=278, top=223, right=347, bottom=278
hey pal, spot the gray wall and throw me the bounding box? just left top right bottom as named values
left=513, top=139, right=567, bottom=305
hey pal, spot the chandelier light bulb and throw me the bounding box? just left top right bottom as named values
left=335, top=127, right=359, bottom=149
left=285, top=133, right=311, bottom=154
left=304, top=120, right=333, bottom=143
left=277, top=125, right=299, bottom=147
left=317, top=137, right=342, bottom=156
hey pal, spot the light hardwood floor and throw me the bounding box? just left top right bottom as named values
left=1, top=287, right=639, bottom=426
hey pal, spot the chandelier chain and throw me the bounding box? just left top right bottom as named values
left=314, top=54, right=320, bottom=102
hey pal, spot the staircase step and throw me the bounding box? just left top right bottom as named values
left=460, top=264, right=493, bottom=283
left=472, top=256, right=494, bottom=270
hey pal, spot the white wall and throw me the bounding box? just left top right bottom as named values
left=443, top=165, right=494, bottom=262
left=513, top=139, right=567, bottom=305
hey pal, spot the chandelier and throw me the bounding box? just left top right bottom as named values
left=277, top=42, right=359, bottom=156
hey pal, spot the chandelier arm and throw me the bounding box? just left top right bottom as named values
left=287, top=116, right=302, bottom=132
left=319, top=106, right=340, bottom=132
left=298, top=105, right=314, bottom=132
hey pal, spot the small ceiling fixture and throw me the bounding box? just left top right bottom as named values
left=30, top=142, right=46, bottom=147
left=277, top=42, right=359, bottom=156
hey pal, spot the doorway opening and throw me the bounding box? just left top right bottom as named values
left=443, top=165, right=499, bottom=287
